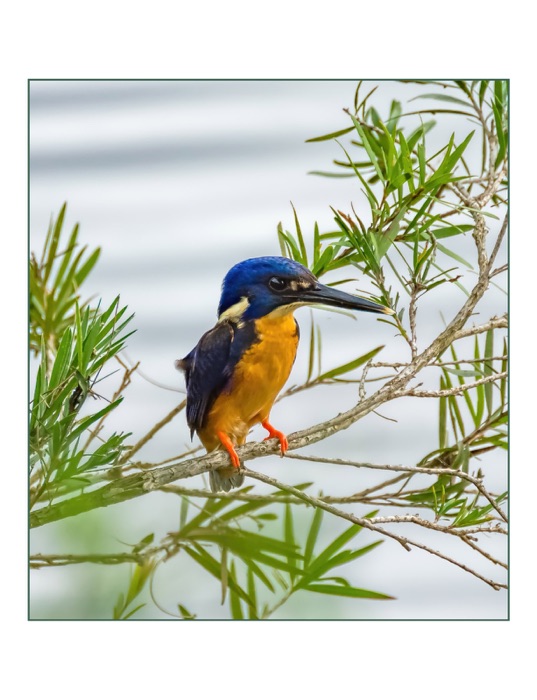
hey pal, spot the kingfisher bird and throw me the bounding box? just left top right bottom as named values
left=176, top=256, right=392, bottom=492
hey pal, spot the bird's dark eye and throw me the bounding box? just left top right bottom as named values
left=268, top=276, right=287, bottom=292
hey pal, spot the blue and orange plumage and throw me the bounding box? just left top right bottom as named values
left=177, top=256, right=392, bottom=492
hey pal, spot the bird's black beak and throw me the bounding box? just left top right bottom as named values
left=297, top=282, right=394, bottom=315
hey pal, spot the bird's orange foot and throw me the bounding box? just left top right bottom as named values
left=217, top=431, right=241, bottom=468
left=262, top=420, right=288, bottom=456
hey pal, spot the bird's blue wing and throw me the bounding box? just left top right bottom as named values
left=176, top=320, right=257, bottom=436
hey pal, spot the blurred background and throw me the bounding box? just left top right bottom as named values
left=29, top=80, right=507, bottom=619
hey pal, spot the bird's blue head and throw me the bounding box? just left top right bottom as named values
left=217, top=256, right=392, bottom=321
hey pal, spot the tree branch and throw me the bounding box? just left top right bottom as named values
left=404, top=371, right=507, bottom=397
left=242, top=468, right=506, bottom=591
left=286, top=453, right=507, bottom=523
left=30, top=176, right=504, bottom=532
left=30, top=285, right=497, bottom=527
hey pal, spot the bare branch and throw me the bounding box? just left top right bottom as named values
left=287, top=453, right=507, bottom=523
left=452, top=315, right=507, bottom=342
left=29, top=210, right=504, bottom=530
left=119, top=400, right=186, bottom=464
left=242, top=468, right=506, bottom=591
left=30, top=552, right=146, bottom=568
left=404, top=371, right=507, bottom=397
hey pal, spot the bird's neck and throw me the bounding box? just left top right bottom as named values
left=254, top=310, right=298, bottom=337
left=264, top=303, right=302, bottom=319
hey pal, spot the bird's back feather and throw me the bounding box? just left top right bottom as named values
left=177, top=319, right=258, bottom=438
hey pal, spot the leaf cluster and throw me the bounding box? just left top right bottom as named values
left=157, top=487, right=390, bottom=619
left=30, top=203, right=100, bottom=355
left=405, top=327, right=507, bottom=526
left=113, top=556, right=156, bottom=620
left=280, top=81, right=507, bottom=323
left=30, top=206, right=135, bottom=507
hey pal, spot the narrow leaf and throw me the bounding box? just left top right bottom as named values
left=306, top=126, right=355, bottom=142
left=303, top=583, right=393, bottom=599
left=317, top=345, right=384, bottom=382
left=304, top=507, right=323, bottom=567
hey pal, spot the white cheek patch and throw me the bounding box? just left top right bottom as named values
left=218, top=296, right=250, bottom=323
left=266, top=302, right=305, bottom=318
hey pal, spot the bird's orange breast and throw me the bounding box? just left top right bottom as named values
left=198, top=312, right=299, bottom=451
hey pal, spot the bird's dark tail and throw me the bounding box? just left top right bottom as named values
left=209, top=466, right=245, bottom=492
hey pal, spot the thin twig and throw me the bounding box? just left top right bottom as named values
left=286, top=453, right=508, bottom=523
left=242, top=468, right=506, bottom=591
left=404, top=371, right=507, bottom=397
left=82, top=360, right=139, bottom=451
left=30, top=552, right=146, bottom=568
left=119, top=400, right=187, bottom=464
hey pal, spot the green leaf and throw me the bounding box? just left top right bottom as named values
left=291, top=203, right=308, bottom=266
left=82, top=316, right=102, bottom=373
left=75, top=302, right=84, bottom=371
left=429, top=224, right=474, bottom=239
left=439, top=378, right=447, bottom=449
left=48, top=328, right=73, bottom=389
left=67, top=398, right=123, bottom=443
left=417, top=141, right=426, bottom=185
left=125, top=560, right=154, bottom=606
left=178, top=604, right=196, bottom=620
left=121, top=603, right=146, bottom=620
left=179, top=496, right=189, bottom=529
left=387, top=99, right=402, bottom=130
left=413, top=92, right=473, bottom=108
left=304, top=507, right=323, bottom=567
left=312, top=245, right=336, bottom=277
left=211, top=540, right=303, bottom=575
left=317, top=345, right=384, bottom=382
left=406, top=120, right=436, bottom=152
left=302, top=542, right=383, bottom=586
left=443, top=366, right=484, bottom=379
left=306, top=126, right=355, bottom=142
left=493, top=80, right=508, bottom=168
left=284, top=503, right=298, bottom=579
left=242, top=556, right=275, bottom=594
left=30, top=365, right=44, bottom=434
left=500, top=338, right=507, bottom=409
left=484, top=328, right=494, bottom=414
left=277, top=223, right=303, bottom=263
left=53, top=244, right=87, bottom=313
left=303, top=583, right=393, bottom=600
left=337, top=142, right=379, bottom=208
left=185, top=545, right=254, bottom=608
left=436, top=242, right=474, bottom=270
left=425, top=132, right=474, bottom=191
left=308, top=514, right=377, bottom=575
left=53, top=223, right=79, bottom=293
left=473, top=337, right=485, bottom=427
left=246, top=567, right=258, bottom=620
left=113, top=593, right=125, bottom=620
left=133, top=533, right=155, bottom=551
left=228, top=561, right=244, bottom=619
left=217, top=500, right=272, bottom=523
left=180, top=497, right=231, bottom=534
left=350, top=117, right=385, bottom=182
left=442, top=369, right=465, bottom=439
left=74, top=247, right=101, bottom=287
left=43, top=203, right=66, bottom=286
left=308, top=170, right=355, bottom=179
